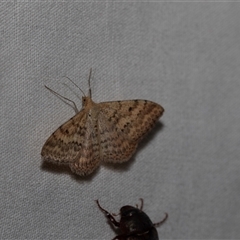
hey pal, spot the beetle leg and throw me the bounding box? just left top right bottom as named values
left=135, top=198, right=144, bottom=210
left=139, top=198, right=143, bottom=210
left=153, top=212, right=168, bottom=227
left=96, top=200, right=120, bottom=227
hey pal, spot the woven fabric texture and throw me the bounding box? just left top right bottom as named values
left=1, top=3, right=240, bottom=239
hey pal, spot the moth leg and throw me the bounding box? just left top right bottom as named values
left=153, top=212, right=168, bottom=227
left=96, top=200, right=120, bottom=227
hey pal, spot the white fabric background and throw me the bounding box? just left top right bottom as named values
left=1, top=2, right=240, bottom=240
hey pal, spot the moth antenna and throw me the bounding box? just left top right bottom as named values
left=44, top=85, right=79, bottom=113
left=88, top=68, right=92, bottom=98
left=62, top=76, right=86, bottom=97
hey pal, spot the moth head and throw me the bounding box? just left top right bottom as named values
left=82, top=96, right=94, bottom=108
left=82, top=96, right=87, bottom=107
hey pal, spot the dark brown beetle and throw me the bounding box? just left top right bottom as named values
left=96, top=199, right=168, bottom=240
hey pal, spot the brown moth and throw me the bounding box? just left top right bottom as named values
left=41, top=69, right=164, bottom=176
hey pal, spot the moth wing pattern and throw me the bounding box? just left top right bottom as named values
left=41, top=96, right=164, bottom=175
left=97, top=109, right=138, bottom=163
left=98, top=99, right=164, bottom=143
left=69, top=116, right=101, bottom=175
left=41, top=110, right=87, bottom=163
left=41, top=108, right=100, bottom=175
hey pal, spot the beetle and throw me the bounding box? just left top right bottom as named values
left=96, top=199, right=168, bottom=240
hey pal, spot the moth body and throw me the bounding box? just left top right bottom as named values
left=41, top=73, right=164, bottom=176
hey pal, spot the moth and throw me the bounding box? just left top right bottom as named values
left=41, top=69, right=164, bottom=176
left=96, top=199, right=168, bottom=240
